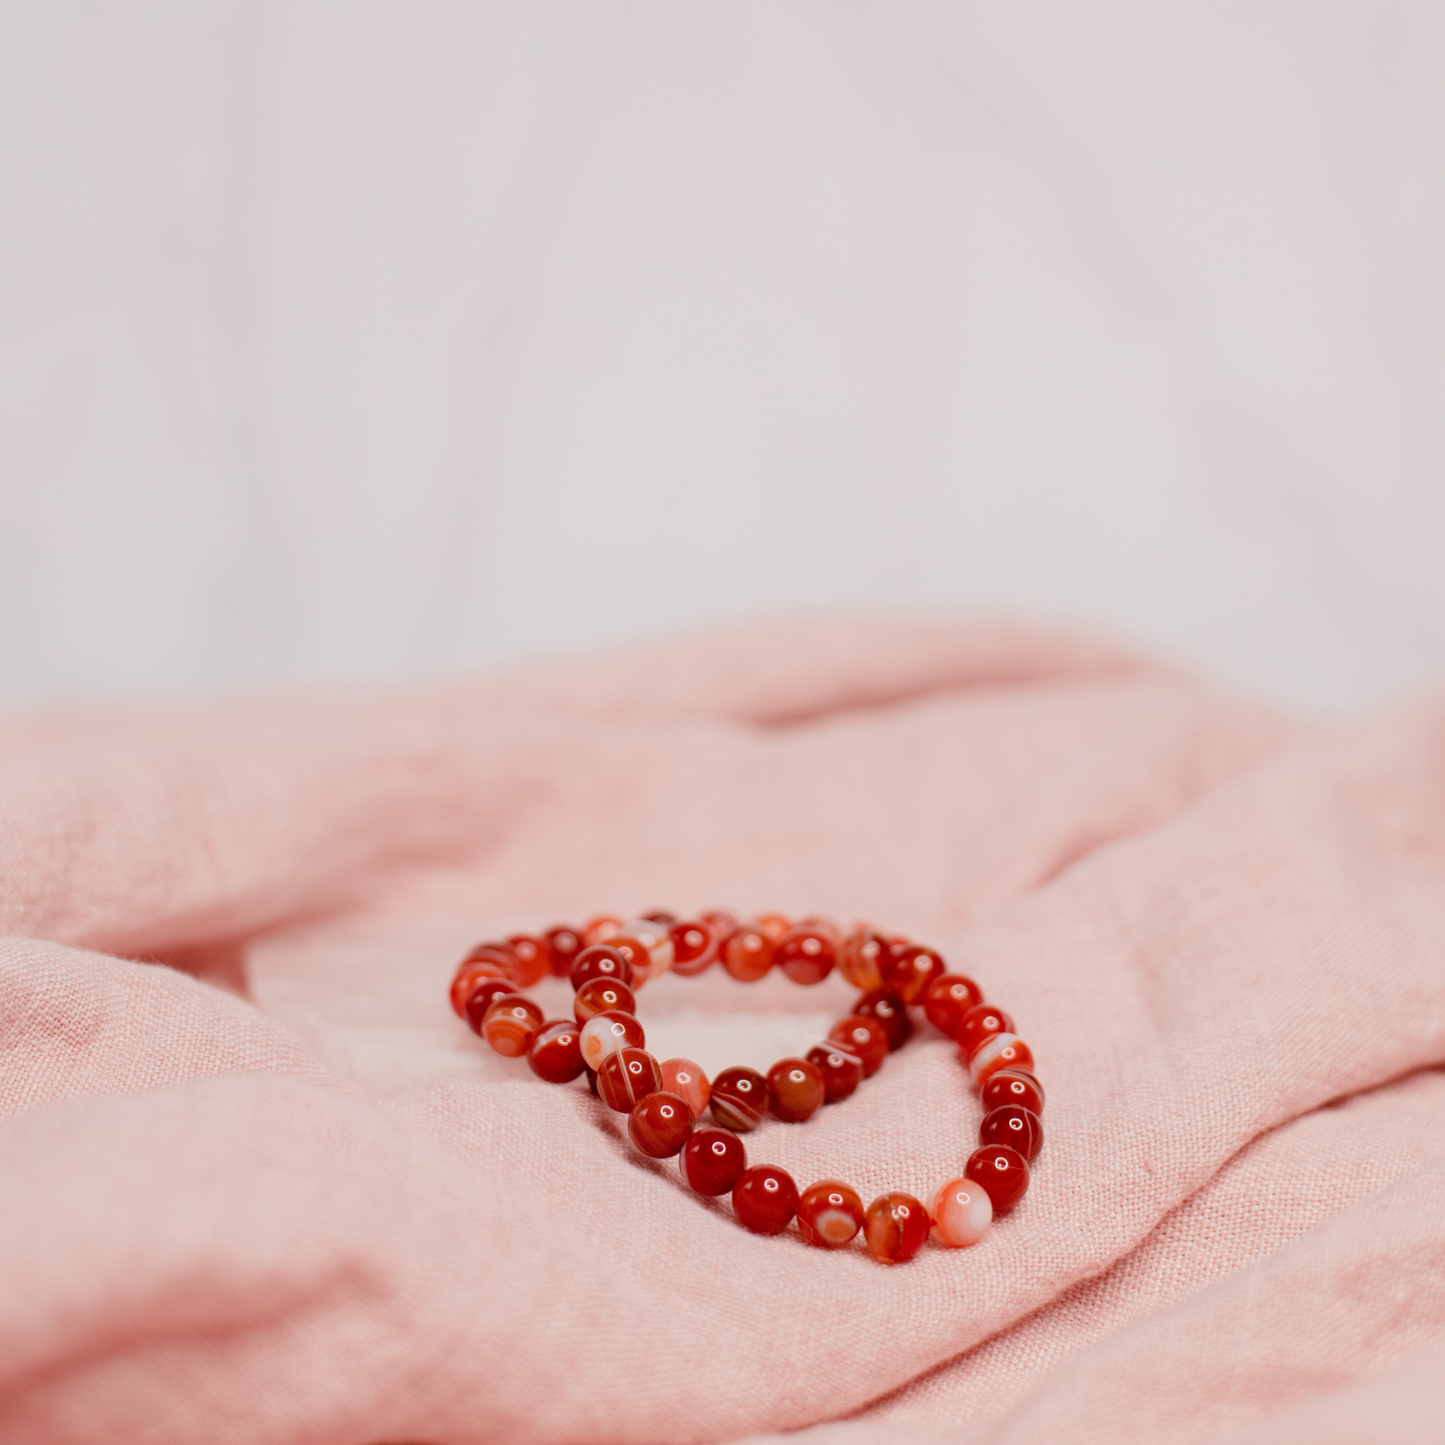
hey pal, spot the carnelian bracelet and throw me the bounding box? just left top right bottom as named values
left=449, top=911, right=1042, bottom=1262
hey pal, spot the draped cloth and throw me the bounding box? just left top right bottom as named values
left=1, top=617, right=1442, bottom=1443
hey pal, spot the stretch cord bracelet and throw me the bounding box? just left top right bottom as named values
left=448, top=911, right=1042, bottom=1263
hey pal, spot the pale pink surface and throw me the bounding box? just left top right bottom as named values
left=1, top=616, right=1443, bottom=1443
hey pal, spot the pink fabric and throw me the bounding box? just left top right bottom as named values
left=1, top=616, right=1443, bottom=1444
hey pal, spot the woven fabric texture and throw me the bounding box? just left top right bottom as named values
left=0, top=616, right=1442, bottom=1443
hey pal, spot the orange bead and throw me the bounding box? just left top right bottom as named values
left=583, top=914, right=624, bottom=946
left=837, top=930, right=888, bottom=991
left=579, top=1010, right=645, bottom=1071
left=827, top=1015, right=888, bottom=1077
left=710, top=1066, right=771, bottom=1131
left=660, top=1058, right=710, bottom=1117
left=797, top=1181, right=864, bottom=1249
left=503, top=934, right=549, bottom=988
left=754, top=913, right=791, bottom=942
left=628, top=1091, right=694, bottom=1157
left=573, top=977, right=636, bottom=1022
left=596, top=1048, right=663, bottom=1113
left=668, top=919, right=720, bottom=977
left=482, top=994, right=544, bottom=1057
left=732, top=1165, right=798, bottom=1235
left=722, top=925, right=776, bottom=982
left=864, top=1192, right=930, bottom=1264
left=969, top=1034, right=1034, bottom=1087
left=854, top=988, right=912, bottom=1050
left=543, top=924, right=584, bottom=977
left=527, top=1019, right=585, bottom=1083
left=882, top=944, right=945, bottom=1004
left=776, top=925, right=836, bottom=986
left=462, top=976, right=520, bottom=1035
left=923, top=973, right=983, bottom=1037
left=930, top=1177, right=992, bottom=1247
left=766, top=1057, right=825, bottom=1123
left=619, top=918, right=675, bottom=979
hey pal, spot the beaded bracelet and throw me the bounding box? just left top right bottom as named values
left=449, top=911, right=1042, bottom=1263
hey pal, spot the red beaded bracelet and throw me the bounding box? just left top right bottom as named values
left=449, top=911, right=1042, bottom=1263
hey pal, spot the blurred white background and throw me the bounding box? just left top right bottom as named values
left=1, top=2, right=1442, bottom=714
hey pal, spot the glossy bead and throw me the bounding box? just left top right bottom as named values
left=776, top=925, right=836, bottom=986
left=543, top=924, right=584, bottom=977
left=754, top=913, right=791, bottom=942
left=620, top=918, right=675, bottom=978
left=462, top=976, right=520, bottom=1035
left=883, top=944, right=945, bottom=1004
left=805, top=1043, right=863, bottom=1103
left=573, top=977, right=636, bottom=1022
left=709, top=1066, right=771, bottom=1131
left=980, top=1104, right=1043, bottom=1162
left=766, top=1057, right=826, bottom=1123
left=579, top=1010, right=646, bottom=1070
left=503, top=934, right=549, bottom=988
left=660, top=1058, right=710, bottom=1117
left=668, top=919, right=720, bottom=977
left=569, top=944, right=634, bottom=991
left=642, top=909, right=677, bottom=926
left=980, top=1068, right=1045, bottom=1116
left=449, top=949, right=514, bottom=1015
left=854, top=988, right=912, bottom=1051
left=596, top=1047, right=663, bottom=1113
left=700, top=910, right=738, bottom=944
left=966, top=1144, right=1030, bottom=1215
left=607, top=935, right=654, bottom=984
left=628, top=1091, right=694, bottom=1157
left=482, top=994, right=545, bottom=1057
left=827, top=1016, right=888, bottom=1077
left=931, top=1177, right=992, bottom=1247
left=956, top=1003, right=1014, bottom=1057
left=797, top=1180, right=865, bottom=1248
left=733, top=1165, right=799, bottom=1235
left=722, top=925, right=776, bottom=982
left=681, top=1127, right=747, bottom=1195
left=923, top=973, right=984, bottom=1037
left=837, top=930, right=889, bottom=991
left=864, top=1192, right=930, bottom=1264
left=969, top=1033, right=1035, bottom=1087
left=527, top=1019, right=586, bottom=1083
left=583, top=914, right=624, bottom=945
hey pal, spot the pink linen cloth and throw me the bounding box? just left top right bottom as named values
left=1, top=616, right=1443, bottom=1444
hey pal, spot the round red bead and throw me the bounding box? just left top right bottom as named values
left=503, top=934, right=549, bottom=988
left=827, top=1015, right=888, bottom=1076
left=956, top=1002, right=1014, bottom=1056
left=864, top=1192, right=931, bottom=1263
left=607, top=934, right=653, bottom=982
left=766, top=1057, right=826, bottom=1123
left=775, top=926, right=836, bottom=986
left=968, top=1033, right=1034, bottom=1086
left=570, top=944, right=634, bottom=991
left=628, top=1091, right=694, bottom=1157
left=543, top=924, right=583, bottom=977
left=450, top=954, right=513, bottom=1016
left=681, top=1127, right=747, bottom=1195
left=804, top=1043, right=863, bottom=1103
left=710, top=1066, right=771, bottom=1131
left=980, top=1104, right=1043, bottom=1161
left=580, top=1010, right=646, bottom=1071
left=980, top=1068, right=1045, bottom=1116
left=733, top=1165, right=799, bottom=1235
left=527, top=1019, right=586, bottom=1083
left=668, top=920, right=720, bottom=977
left=836, top=930, right=889, bottom=991
left=722, top=925, right=776, bottom=982
left=923, top=973, right=984, bottom=1037
left=797, top=1180, right=864, bottom=1248
left=882, top=944, right=945, bottom=1004
left=966, top=1144, right=1030, bottom=1215
left=573, top=977, right=636, bottom=1022
left=596, top=1047, right=663, bottom=1113
left=660, top=1058, right=710, bottom=1117
left=854, top=988, right=912, bottom=1050
left=482, top=994, right=545, bottom=1057
left=462, top=976, right=519, bottom=1035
